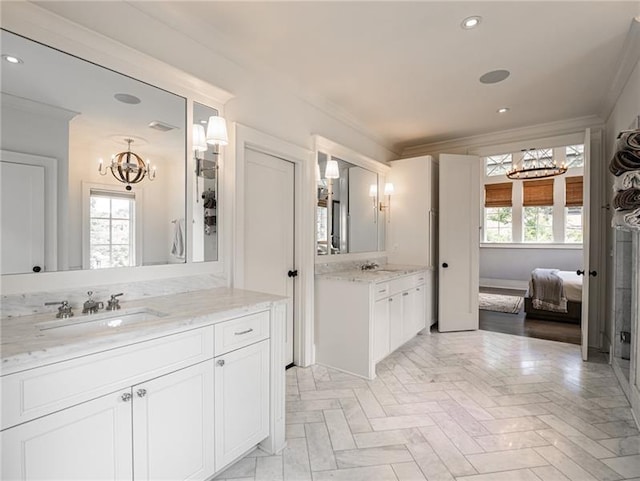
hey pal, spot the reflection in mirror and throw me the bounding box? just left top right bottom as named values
left=192, top=102, right=221, bottom=262
left=0, top=30, right=186, bottom=274
left=316, top=152, right=379, bottom=255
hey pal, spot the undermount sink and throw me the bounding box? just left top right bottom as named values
left=37, top=307, right=167, bottom=334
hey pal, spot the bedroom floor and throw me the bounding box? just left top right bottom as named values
left=479, top=287, right=581, bottom=345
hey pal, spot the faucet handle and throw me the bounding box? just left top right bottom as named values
left=44, top=300, right=74, bottom=319
left=106, top=293, right=124, bottom=311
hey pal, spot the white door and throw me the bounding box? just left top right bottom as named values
left=0, top=161, right=45, bottom=274
left=581, top=129, right=591, bottom=361
left=244, top=148, right=295, bottom=366
left=438, top=154, right=481, bottom=331
left=1, top=391, right=132, bottom=480
left=133, top=361, right=215, bottom=481
left=214, top=340, right=270, bottom=469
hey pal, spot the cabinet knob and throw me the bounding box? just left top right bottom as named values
left=121, top=392, right=132, bottom=402
left=136, top=388, right=147, bottom=398
left=576, top=269, right=584, bottom=276
left=402, top=292, right=409, bottom=297
left=217, top=359, right=225, bottom=367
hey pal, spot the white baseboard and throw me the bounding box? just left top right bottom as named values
left=480, top=278, right=528, bottom=291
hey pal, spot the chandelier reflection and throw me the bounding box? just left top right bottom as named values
left=98, top=138, right=156, bottom=190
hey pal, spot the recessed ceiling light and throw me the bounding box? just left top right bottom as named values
left=2, top=54, right=23, bottom=64
left=480, top=69, right=511, bottom=84
left=497, top=107, right=510, bottom=114
left=114, top=93, right=141, bottom=105
left=461, top=16, right=482, bottom=29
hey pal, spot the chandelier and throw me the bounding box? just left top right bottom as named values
left=506, top=148, right=567, bottom=180
left=98, top=138, right=156, bottom=190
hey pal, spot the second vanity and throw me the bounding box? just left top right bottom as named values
left=315, top=265, right=432, bottom=379
left=1, top=288, right=286, bottom=481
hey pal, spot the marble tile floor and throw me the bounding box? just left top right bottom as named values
left=213, top=330, right=640, bottom=481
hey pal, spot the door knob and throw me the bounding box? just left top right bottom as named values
left=576, top=270, right=584, bottom=276
left=32, top=265, right=42, bottom=273
left=442, top=263, right=449, bottom=268
left=287, top=269, right=298, bottom=278
left=589, top=270, right=597, bottom=277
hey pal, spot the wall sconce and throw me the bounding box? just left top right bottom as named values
left=379, top=182, right=394, bottom=220
left=325, top=159, right=340, bottom=179
left=98, top=138, right=155, bottom=191
left=193, top=116, right=229, bottom=178
left=206, top=116, right=229, bottom=146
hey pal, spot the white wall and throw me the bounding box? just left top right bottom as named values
left=480, top=246, right=583, bottom=288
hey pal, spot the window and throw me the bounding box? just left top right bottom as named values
left=524, top=207, right=553, bottom=242
left=485, top=153, right=513, bottom=177
left=565, top=176, right=583, bottom=243
left=482, top=143, right=584, bottom=244
left=484, top=182, right=512, bottom=242
left=565, top=145, right=584, bottom=168
left=89, top=190, right=135, bottom=269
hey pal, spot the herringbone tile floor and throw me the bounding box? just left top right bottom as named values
left=214, top=330, right=640, bottom=481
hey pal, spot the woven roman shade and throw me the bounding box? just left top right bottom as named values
left=565, top=176, right=583, bottom=207
left=485, top=182, right=513, bottom=207
left=523, top=179, right=554, bottom=206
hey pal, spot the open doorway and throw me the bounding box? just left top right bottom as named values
left=477, top=142, right=588, bottom=346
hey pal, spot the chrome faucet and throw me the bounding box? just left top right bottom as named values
left=361, top=261, right=379, bottom=271
left=106, top=293, right=124, bottom=311
left=82, top=291, right=104, bottom=314
left=44, top=300, right=74, bottom=319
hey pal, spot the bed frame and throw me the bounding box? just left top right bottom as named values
left=524, top=296, right=581, bottom=323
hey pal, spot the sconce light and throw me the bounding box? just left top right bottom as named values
left=193, top=116, right=228, bottom=179
left=369, top=184, right=378, bottom=209
left=206, top=116, right=229, bottom=146
left=379, top=182, right=394, bottom=220
left=98, top=138, right=155, bottom=191
left=325, top=159, right=340, bottom=179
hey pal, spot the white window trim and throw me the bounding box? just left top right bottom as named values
left=82, top=182, right=144, bottom=270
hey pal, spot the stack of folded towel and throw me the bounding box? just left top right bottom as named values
left=610, top=129, right=640, bottom=230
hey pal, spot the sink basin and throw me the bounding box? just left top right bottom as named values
left=37, top=307, right=167, bottom=334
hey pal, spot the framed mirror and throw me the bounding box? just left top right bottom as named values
left=0, top=29, right=187, bottom=274
left=316, top=150, right=385, bottom=256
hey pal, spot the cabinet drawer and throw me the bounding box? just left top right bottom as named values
left=412, top=272, right=427, bottom=287
left=374, top=283, right=390, bottom=300
left=389, top=275, right=414, bottom=295
left=1, top=326, right=214, bottom=431
left=214, top=310, right=270, bottom=356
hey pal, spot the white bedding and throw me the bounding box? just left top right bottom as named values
left=556, top=270, right=583, bottom=303
left=528, top=270, right=583, bottom=304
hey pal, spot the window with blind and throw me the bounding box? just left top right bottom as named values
left=565, top=176, right=583, bottom=243
left=482, top=144, right=584, bottom=244
left=484, top=183, right=512, bottom=242
left=89, top=190, right=135, bottom=269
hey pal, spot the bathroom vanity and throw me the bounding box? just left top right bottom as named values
left=315, top=265, right=431, bottom=379
left=1, top=288, right=286, bottom=481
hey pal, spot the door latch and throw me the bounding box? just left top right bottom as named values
left=288, top=270, right=298, bottom=278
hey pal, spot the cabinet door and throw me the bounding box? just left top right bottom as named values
left=373, top=297, right=390, bottom=362
left=215, top=340, right=270, bottom=469
left=401, top=289, right=417, bottom=343
left=2, top=391, right=132, bottom=481
left=414, top=284, right=427, bottom=333
left=388, top=294, right=403, bottom=352
left=133, top=360, right=215, bottom=481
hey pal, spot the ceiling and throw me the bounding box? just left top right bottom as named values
left=30, top=1, right=640, bottom=151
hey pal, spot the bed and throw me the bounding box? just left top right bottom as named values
left=524, top=269, right=583, bottom=323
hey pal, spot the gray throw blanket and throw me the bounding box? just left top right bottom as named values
left=531, top=268, right=568, bottom=313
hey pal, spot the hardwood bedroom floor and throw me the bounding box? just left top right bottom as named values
left=479, top=287, right=582, bottom=345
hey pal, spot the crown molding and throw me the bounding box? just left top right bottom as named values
left=600, top=16, right=640, bottom=123
left=400, top=115, right=605, bottom=158
left=314, top=135, right=390, bottom=174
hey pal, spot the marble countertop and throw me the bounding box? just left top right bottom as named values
left=1, top=287, right=286, bottom=375
left=316, top=264, right=429, bottom=283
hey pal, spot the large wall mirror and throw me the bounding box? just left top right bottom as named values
left=0, top=29, right=187, bottom=274
left=316, top=149, right=387, bottom=256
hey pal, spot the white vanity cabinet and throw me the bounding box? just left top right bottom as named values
left=1, top=302, right=285, bottom=481
left=316, top=269, right=428, bottom=379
